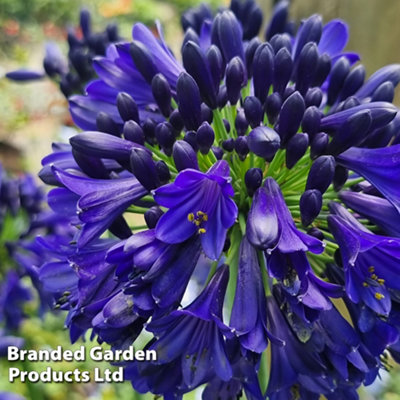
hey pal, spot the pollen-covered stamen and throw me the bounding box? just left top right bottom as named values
left=188, top=211, right=208, bottom=234
left=375, top=293, right=385, bottom=300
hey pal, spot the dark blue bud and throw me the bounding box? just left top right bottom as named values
left=293, top=14, right=323, bottom=60
left=144, top=206, right=164, bottom=229
left=278, top=91, right=305, bottom=145
left=338, top=65, right=365, bottom=101
left=206, top=45, right=224, bottom=91
left=72, top=149, right=108, bottom=179
left=306, top=155, right=335, bottom=194
left=106, top=23, right=119, bottom=42
left=177, top=72, right=202, bottom=130
left=130, top=147, right=159, bottom=190
left=70, top=132, right=146, bottom=161
left=269, top=33, right=292, bottom=54
left=143, top=118, right=157, bottom=145
left=214, top=10, right=245, bottom=62
left=283, top=86, right=295, bottom=101
left=307, top=227, right=324, bottom=240
left=182, top=41, right=218, bottom=109
left=248, top=126, right=280, bottom=160
left=123, top=120, right=145, bottom=145
left=265, top=92, right=282, bottom=125
left=363, top=119, right=398, bottom=148
left=327, top=57, right=350, bottom=105
left=239, top=1, right=263, bottom=40
left=6, top=69, right=45, bottom=81
left=226, top=56, right=246, bottom=104
left=69, top=49, right=92, bottom=80
left=67, top=29, right=82, bottom=49
left=333, top=165, right=348, bottom=191
left=129, top=41, right=158, bottom=84
left=244, top=96, right=263, bottom=128
left=223, top=118, right=231, bottom=133
left=183, top=130, right=198, bottom=151
left=80, top=8, right=92, bottom=39
left=217, top=85, right=228, bottom=108
left=173, top=140, right=199, bottom=171
left=327, top=110, right=372, bottom=155
left=371, top=81, right=395, bottom=103
left=286, top=133, right=309, bottom=169
left=245, top=167, right=263, bottom=196
left=212, top=146, right=224, bottom=160
left=273, top=47, right=293, bottom=95
left=305, top=87, right=323, bottom=107
left=312, top=53, right=331, bottom=87
left=253, top=42, right=274, bottom=103
left=182, top=28, right=200, bottom=49
left=117, top=92, right=139, bottom=122
left=151, top=73, right=172, bottom=117
left=245, top=37, right=261, bottom=78
left=235, top=109, right=249, bottom=135
left=310, top=132, right=329, bottom=159
left=300, top=189, right=322, bottom=226
left=235, top=136, right=249, bottom=160
left=222, top=138, right=235, bottom=152
left=201, top=103, right=213, bottom=124
left=196, top=122, right=215, bottom=154
left=295, top=42, right=319, bottom=95
left=341, top=96, right=361, bottom=110
left=96, top=112, right=120, bottom=136
left=169, top=109, right=184, bottom=132
left=301, top=106, right=321, bottom=138
left=265, top=0, right=290, bottom=40
left=156, top=160, right=171, bottom=184
left=155, top=122, right=176, bottom=153
left=87, top=32, right=108, bottom=55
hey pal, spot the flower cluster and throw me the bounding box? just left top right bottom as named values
left=6, top=9, right=121, bottom=97
left=0, top=163, right=72, bottom=356
left=32, top=0, right=400, bottom=399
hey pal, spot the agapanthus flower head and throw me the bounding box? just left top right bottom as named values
left=26, top=0, right=400, bottom=398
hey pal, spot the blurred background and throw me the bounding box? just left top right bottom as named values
left=0, top=0, right=400, bottom=399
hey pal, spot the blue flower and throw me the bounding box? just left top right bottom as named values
left=328, top=202, right=400, bottom=315
left=141, top=265, right=233, bottom=390
left=153, top=160, right=237, bottom=260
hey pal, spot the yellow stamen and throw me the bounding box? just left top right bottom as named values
left=368, top=266, right=375, bottom=273
left=371, top=274, right=378, bottom=280
left=363, top=282, right=369, bottom=287
left=375, top=293, right=385, bottom=300
left=377, top=278, right=385, bottom=285
left=187, top=213, right=195, bottom=222
left=198, top=228, right=206, bottom=234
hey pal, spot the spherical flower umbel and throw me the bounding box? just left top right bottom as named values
left=33, top=0, right=400, bottom=399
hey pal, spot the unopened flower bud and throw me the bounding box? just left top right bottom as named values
left=248, top=126, right=280, bottom=161
left=130, top=147, right=159, bottom=190
left=226, top=56, right=246, bottom=105
left=310, top=132, right=329, bottom=159
left=286, top=133, right=309, bottom=169
left=244, top=96, right=263, bottom=128
left=144, top=206, right=164, bottom=229
left=196, top=122, right=215, bottom=154
left=117, top=92, right=139, bottom=123
left=173, top=140, right=199, bottom=171
left=151, top=73, right=172, bottom=117
left=245, top=167, right=263, bottom=196
left=306, top=155, right=335, bottom=194
left=123, top=120, right=145, bottom=145
left=300, top=189, right=322, bottom=226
